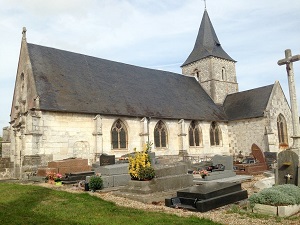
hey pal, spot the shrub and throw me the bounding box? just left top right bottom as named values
left=128, top=142, right=155, bottom=181
left=249, top=184, right=300, bottom=207
left=89, top=175, right=103, bottom=191
left=138, top=166, right=155, bottom=181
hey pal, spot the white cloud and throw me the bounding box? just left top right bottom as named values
left=1, top=0, right=300, bottom=136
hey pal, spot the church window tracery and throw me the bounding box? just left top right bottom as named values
left=154, top=120, right=168, bottom=148
left=210, top=122, right=222, bottom=146
left=277, top=114, right=288, bottom=146
left=111, top=119, right=127, bottom=149
left=189, top=120, right=202, bottom=147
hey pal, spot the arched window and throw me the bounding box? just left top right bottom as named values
left=154, top=120, right=168, bottom=148
left=210, top=122, right=222, bottom=146
left=221, top=67, right=226, bottom=81
left=111, top=119, right=127, bottom=149
left=189, top=121, right=202, bottom=147
left=193, top=69, right=200, bottom=81
left=277, top=114, right=288, bottom=145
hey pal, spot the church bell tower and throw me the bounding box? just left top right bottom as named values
left=181, top=10, right=238, bottom=104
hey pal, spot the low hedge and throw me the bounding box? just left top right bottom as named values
left=249, top=184, right=300, bottom=207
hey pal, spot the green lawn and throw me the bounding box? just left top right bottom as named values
left=0, top=183, right=222, bottom=225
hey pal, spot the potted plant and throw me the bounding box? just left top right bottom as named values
left=128, top=142, right=156, bottom=181
left=199, top=169, right=209, bottom=178
left=45, top=172, right=63, bottom=185
left=54, top=173, right=62, bottom=185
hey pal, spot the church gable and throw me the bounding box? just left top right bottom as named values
left=264, top=81, right=293, bottom=150
left=26, top=43, right=226, bottom=121
left=10, top=34, right=38, bottom=126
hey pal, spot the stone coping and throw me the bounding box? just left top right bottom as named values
left=253, top=203, right=300, bottom=217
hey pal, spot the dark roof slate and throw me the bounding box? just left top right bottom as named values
left=27, top=43, right=227, bottom=121
left=223, top=84, right=274, bottom=121
left=182, top=10, right=235, bottom=67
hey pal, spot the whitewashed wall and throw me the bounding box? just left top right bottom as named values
left=15, top=111, right=231, bottom=165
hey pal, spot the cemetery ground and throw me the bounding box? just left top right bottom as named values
left=0, top=182, right=218, bottom=225
left=1, top=175, right=300, bottom=225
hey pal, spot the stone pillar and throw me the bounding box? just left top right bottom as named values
left=93, top=115, right=102, bottom=162
left=178, top=119, right=187, bottom=156
left=140, top=117, right=149, bottom=147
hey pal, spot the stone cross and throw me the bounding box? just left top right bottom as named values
left=284, top=173, right=293, bottom=184
left=278, top=49, right=300, bottom=155
left=203, top=0, right=207, bottom=9
left=22, top=27, right=27, bottom=40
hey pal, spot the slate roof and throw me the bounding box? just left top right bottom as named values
left=27, top=43, right=227, bottom=121
left=223, top=84, right=274, bottom=121
left=182, top=10, right=235, bottom=67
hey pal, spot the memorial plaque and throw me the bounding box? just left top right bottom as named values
left=100, top=154, right=115, bottom=166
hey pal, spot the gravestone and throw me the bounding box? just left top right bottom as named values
left=45, top=158, right=91, bottom=175
left=100, top=154, right=115, bottom=166
left=277, top=150, right=299, bottom=185
left=264, top=152, right=277, bottom=169
left=212, top=155, right=233, bottom=171
left=234, top=144, right=268, bottom=175
left=252, top=144, right=266, bottom=163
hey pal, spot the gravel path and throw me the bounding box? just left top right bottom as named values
left=37, top=175, right=300, bottom=225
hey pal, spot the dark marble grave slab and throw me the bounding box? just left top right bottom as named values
left=63, top=171, right=95, bottom=182
left=177, top=182, right=243, bottom=200
left=165, top=182, right=248, bottom=212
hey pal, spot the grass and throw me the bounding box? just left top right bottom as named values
left=0, top=183, right=221, bottom=225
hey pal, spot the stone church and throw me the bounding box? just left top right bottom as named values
left=1, top=10, right=292, bottom=178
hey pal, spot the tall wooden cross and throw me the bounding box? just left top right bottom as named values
left=278, top=49, right=300, bottom=153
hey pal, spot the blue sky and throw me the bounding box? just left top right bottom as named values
left=1, top=0, right=300, bottom=136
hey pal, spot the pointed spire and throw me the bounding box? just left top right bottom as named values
left=182, top=10, right=235, bottom=67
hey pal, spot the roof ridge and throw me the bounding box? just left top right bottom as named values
left=226, top=84, right=274, bottom=97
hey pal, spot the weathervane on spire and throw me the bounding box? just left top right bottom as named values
left=203, top=0, right=207, bottom=10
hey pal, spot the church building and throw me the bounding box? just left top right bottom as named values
left=2, top=10, right=292, bottom=178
